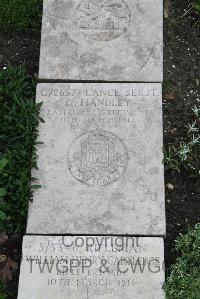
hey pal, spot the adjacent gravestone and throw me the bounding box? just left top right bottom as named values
left=26, top=83, right=165, bottom=235
left=17, top=236, right=165, bottom=299
left=39, top=0, right=163, bottom=81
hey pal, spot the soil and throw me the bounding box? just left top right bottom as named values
left=0, top=0, right=200, bottom=297
left=163, top=0, right=200, bottom=269
left=0, top=32, right=41, bottom=77
left=0, top=235, right=22, bottom=298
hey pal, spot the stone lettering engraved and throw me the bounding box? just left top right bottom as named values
left=75, top=0, right=131, bottom=41
left=68, top=129, right=128, bottom=186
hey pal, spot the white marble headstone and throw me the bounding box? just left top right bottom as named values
left=39, top=0, right=163, bottom=81
left=18, top=236, right=165, bottom=299
left=27, top=83, right=165, bottom=235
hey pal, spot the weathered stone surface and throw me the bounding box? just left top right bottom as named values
left=18, top=236, right=165, bottom=299
left=39, top=0, right=163, bottom=81
left=27, top=83, right=165, bottom=235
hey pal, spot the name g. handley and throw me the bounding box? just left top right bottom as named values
left=79, top=98, right=131, bottom=107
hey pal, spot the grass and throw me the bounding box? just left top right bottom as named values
left=0, top=65, right=42, bottom=234
left=193, top=1, right=200, bottom=13
left=165, top=224, right=200, bottom=299
left=0, top=0, right=42, bottom=33
left=0, top=281, right=9, bottom=299
left=164, top=104, right=200, bottom=177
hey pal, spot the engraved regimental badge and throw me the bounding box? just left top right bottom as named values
left=68, top=129, right=128, bottom=186
left=75, top=0, right=131, bottom=41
